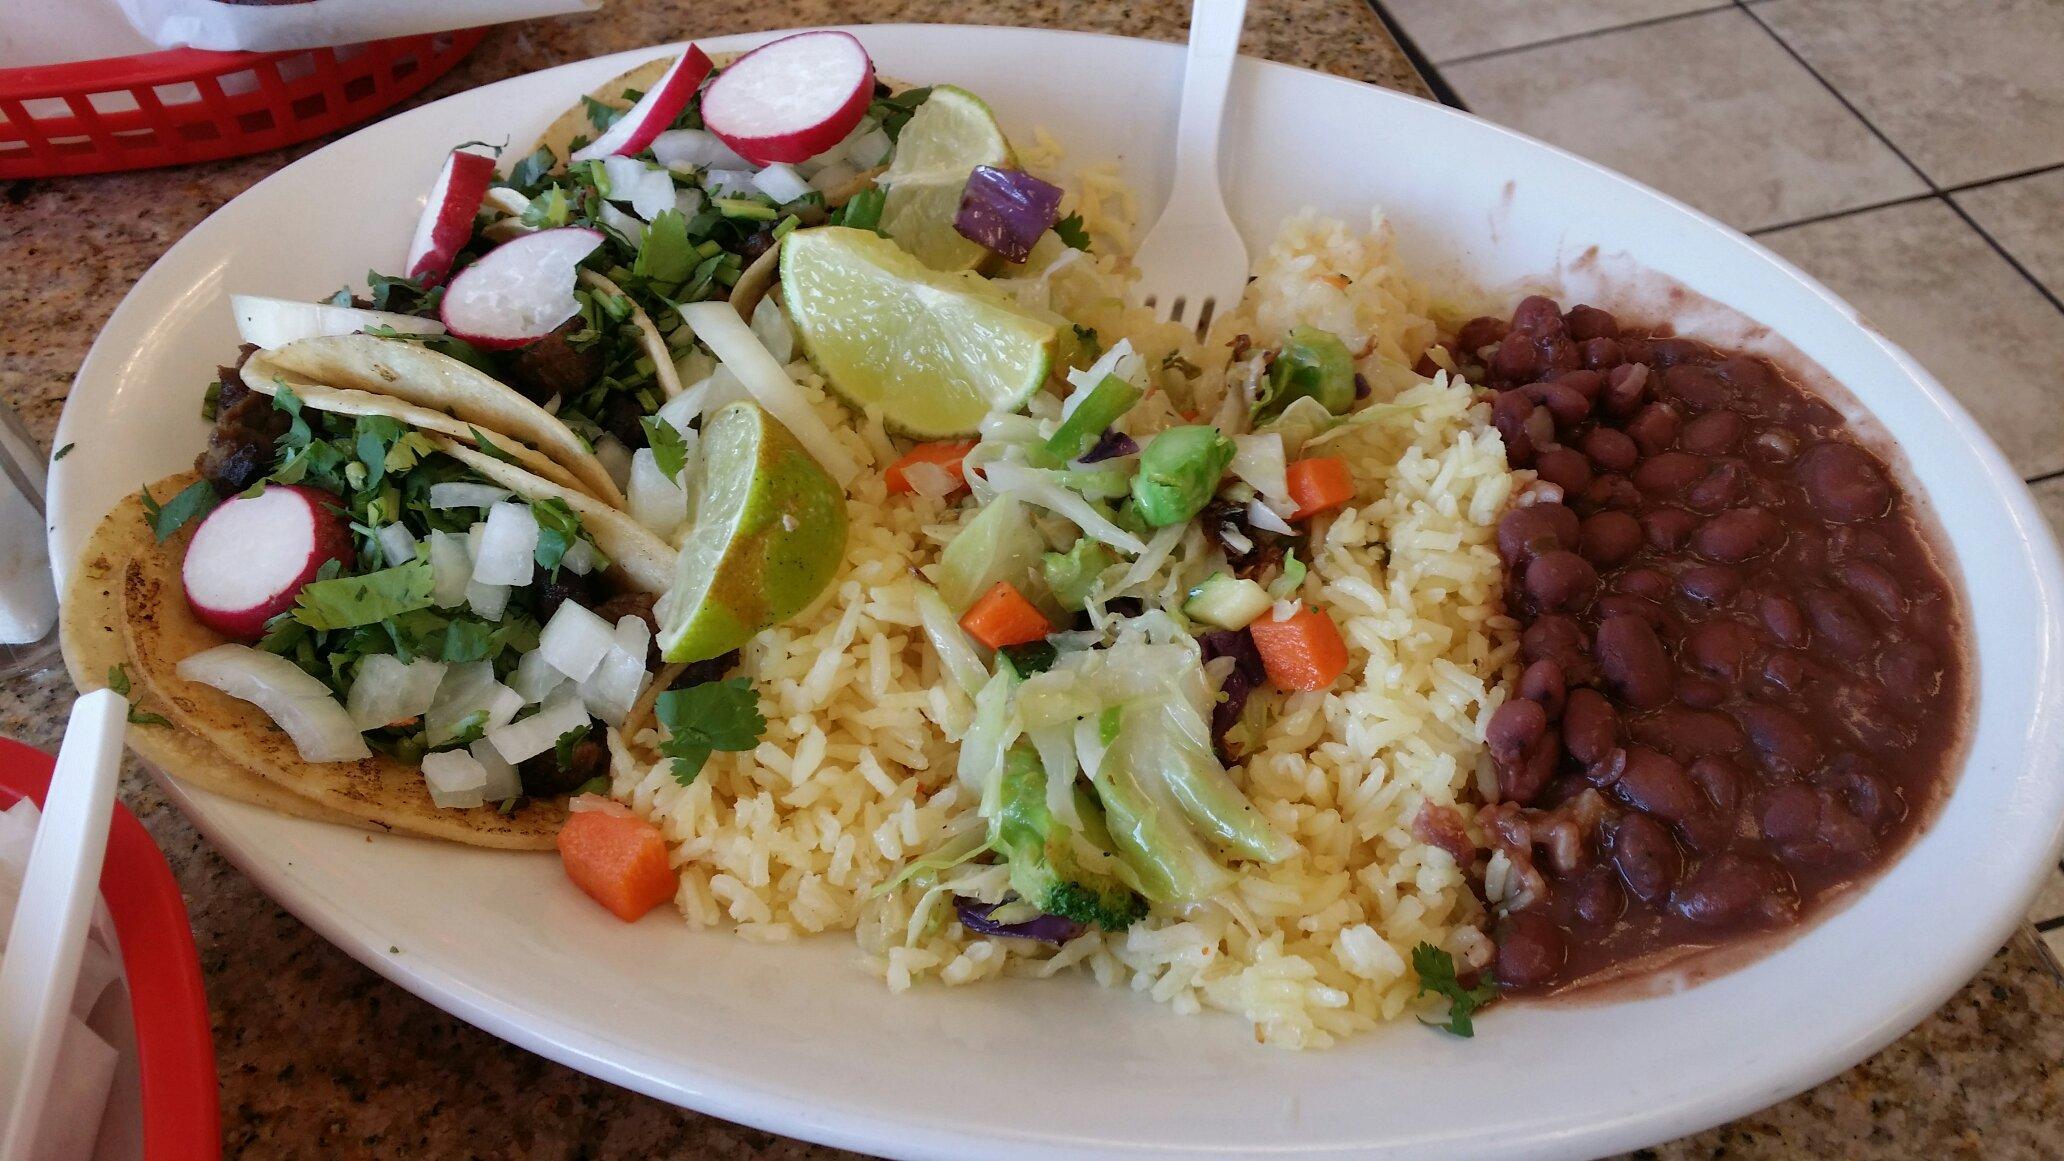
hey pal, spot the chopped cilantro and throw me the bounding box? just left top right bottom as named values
left=127, top=708, right=171, bottom=727
left=1411, top=943, right=1497, bottom=1038
left=106, top=664, right=131, bottom=696
left=868, top=86, right=932, bottom=142
left=139, top=479, right=219, bottom=543
left=553, top=723, right=591, bottom=769
left=631, top=209, right=696, bottom=286
left=830, top=187, right=886, bottom=234
left=289, top=560, right=437, bottom=631
left=573, top=775, right=610, bottom=796
left=1054, top=212, right=1092, bottom=251
left=529, top=498, right=584, bottom=573
left=468, top=427, right=514, bottom=463
left=640, top=416, right=688, bottom=480
left=999, top=640, right=1058, bottom=677
left=52, top=443, right=72, bottom=462
left=582, top=95, right=625, bottom=133
left=654, top=678, right=766, bottom=785
left=508, top=146, right=556, bottom=190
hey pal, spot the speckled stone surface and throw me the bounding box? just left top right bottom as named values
left=1, top=2, right=2058, bottom=1157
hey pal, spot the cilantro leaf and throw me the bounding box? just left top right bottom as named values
left=573, top=775, right=610, bottom=796
left=529, top=498, right=583, bottom=573
left=829, top=187, right=886, bottom=235
left=1411, top=943, right=1497, bottom=1038
left=999, top=640, right=1058, bottom=677
left=140, top=479, right=219, bottom=543
left=1054, top=212, right=1092, bottom=251
left=469, top=427, right=514, bottom=463
left=654, top=678, right=765, bottom=785
left=583, top=95, right=625, bottom=133
left=290, top=560, right=437, bottom=631
left=640, top=416, right=688, bottom=480
left=107, top=664, right=131, bottom=696
left=867, top=86, right=932, bottom=142
left=632, top=209, right=697, bottom=287
left=553, top=723, right=592, bottom=769
left=52, top=443, right=73, bottom=462
left=509, top=146, right=556, bottom=190
left=127, top=708, right=171, bottom=727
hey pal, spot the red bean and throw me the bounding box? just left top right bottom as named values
left=1519, top=658, right=1567, bottom=718
left=1748, top=428, right=1800, bottom=464
left=1492, top=389, right=1538, bottom=464
left=1563, top=688, right=1619, bottom=765
left=1565, top=304, right=1619, bottom=341
left=1877, top=640, right=1940, bottom=704
left=1798, top=442, right=1891, bottom=524
left=1512, top=295, right=1566, bottom=336
left=1523, top=381, right=1593, bottom=430
left=1758, top=784, right=1821, bottom=845
left=1596, top=615, right=1672, bottom=708
left=1688, top=755, right=1744, bottom=815
left=1663, top=364, right=1736, bottom=411
left=1758, top=593, right=1809, bottom=647
left=1677, top=564, right=1744, bottom=608
left=1671, top=854, right=1796, bottom=926
left=1507, top=731, right=1562, bottom=805
left=1523, top=615, right=1594, bottom=682
left=1493, top=910, right=1567, bottom=989
left=1647, top=338, right=1707, bottom=369
left=1582, top=337, right=1624, bottom=370
left=1803, top=588, right=1874, bottom=658
left=1685, top=620, right=1757, bottom=684
left=1496, top=503, right=1578, bottom=567
left=1736, top=702, right=1821, bottom=777
left=1681, top=410, right=1747, bottom=456
left=1687, top=459, right=1749, bottom=511
left=1456, top=316, right=1508, bottom=355
left=1525, top=550, right=1599, bottom=612
left=1492, top=339, right=1541, bottom=384
left=1571, top=866, right=1625, bottom=926
left=1486, top=698, right=1548, bottom=763
left=1582, top=427, right=1639, bottom=473
left=1611, top=812, right=1680, bottom=903
left=1595, top=593, right=1663, bottom=626
left=1627, top=405, right=1683, bottom=457
left=1837, top=559, right=1905, bottom=622
left=1634, top=451, right=1704, bottom=497
left=1603, top=363, right=1650, bottom=417
left=1632, top=707, right=1746, bottom=760
left=1692, top=507, right=1782, bottom=562
left=1578, top=511, right=1644, bottom=568
left=1714, top=354, right=1774, bottom=394
left=1554, top=369, right=1605, bottom=400
left=1677, top=677, right=1729, bottom=708
left=1760, top=651, right=1811, bottom=698
left=1614, top=567, right=1673, bottom=602
left=1613, top=746, right=1705, bottom=820
left=1642, top=508, right=1698, bottom=552
left=1534, top=446, right=1593, bottom=494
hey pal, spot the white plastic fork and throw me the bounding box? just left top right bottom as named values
left=1130, top=0, right=1252, bottom=339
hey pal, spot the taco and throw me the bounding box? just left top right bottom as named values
left=61, top=377, right=711, bottom=849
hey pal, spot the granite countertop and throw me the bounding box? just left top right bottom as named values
left=3, top=1, right=2060, bottom=1156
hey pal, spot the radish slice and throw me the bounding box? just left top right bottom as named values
left=405, top=149, right=497, bottom=285
left=231, top=294, right=445, bottom=351
left=570, top=46, right=716, bottom=163
left=438, top=227, right=602, bottom=350
left=699, top=31, right=875, bottom=165
left=181, top=484, right=354, bottom=642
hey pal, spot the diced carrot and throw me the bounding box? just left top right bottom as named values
left=1286, top=456, right=1356, bottom=521
left=557, top=809, right=677, bottom=922
left=885, top=439, right=979, bottom=496
left=1248, top=605, right=1351, bottom=691
left=958, top=581, right=1053, bottom=650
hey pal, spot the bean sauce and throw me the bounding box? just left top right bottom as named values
left=1465, top=296, right=1967, bottom=994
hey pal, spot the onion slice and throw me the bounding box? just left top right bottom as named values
left=678, top=300, right=860, bottom=486
left=953, top=166, right=1064, bottom=264
left=231, top=295, right=445, bottom=351
left=177, top=644, right=371, bottom=763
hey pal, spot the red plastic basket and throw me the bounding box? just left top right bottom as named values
left=0, top=28, right=486, bottom=179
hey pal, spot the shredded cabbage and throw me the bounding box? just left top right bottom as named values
left=915, top=585, right=991, bottom=697
left=980, top=461, right=1145, bottom=555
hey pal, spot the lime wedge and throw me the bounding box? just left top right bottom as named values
left=781, top=226, right=1058, bottom=438
left=655, top=401, right=847, bottom=664
left=878, top=85, right=1015, bottom=271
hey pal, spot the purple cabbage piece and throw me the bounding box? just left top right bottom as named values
left=953, top=166, right=1065, bottom=264
left=953, top=896, right=1085, bottom=945
left=1077, top=430, right=1138, bottom=463
left=1198, top=628, right=1266, bottom=763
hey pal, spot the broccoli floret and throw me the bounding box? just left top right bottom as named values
left=995, top=745, right=1146, bottom=931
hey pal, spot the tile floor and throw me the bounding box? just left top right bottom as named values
left=1368, top=0, right=2064, bottom=968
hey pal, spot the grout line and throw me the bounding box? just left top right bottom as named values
left=1438, top=4, right=1735, bottom=68
left=1362, top=0, right=1470, bottom=110
left=1734, top=2, right=1936, bottom=191
left=1943, top=197, right=2064, bottom=317
left=1749, top=191, right=1942, bottom=237
left=2036, top=916, right=2064, bottom=934
left=2025, top=467, right=2064, bottom=487
left=1947, top=159, right=2064, bottom=196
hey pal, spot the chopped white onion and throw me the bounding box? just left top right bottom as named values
left=672, top=346, right=715, bottom=392
left=538, top=600, right=616, bottom=683
left=421, top=749, right=489, bottom=810
left=901, top=460, right=960, bottom=500
left=594, top=433, right=635, bottom=492
left=425, top=661, right=524, bottom=745
left=486, top=686, right=593, bottom=765
left=510, top=648, right=571, bottom=705
left=471, top=738, right=523, bottom=801
left=674, top=187, right=707, bottom=220
left=654, top=384, right=705, bottom=436
left=844, top=126, right=892, bottom=169
left=1247, top=499, right=1296, bottom=536
left=466, top=580, right=510, bottom=622
left=427, top=530, right=472, bottom=608
left=375, top=523, right=420, bottom=568
left=580, top=616, right=650, bottom=726
left=679, top=301, right=860, bottom=486
left=915, top=586, right=991, bottom=697
left=702, top=169, right=757, bottom=199
left=749, top=295, right=796, bottom=364
left=628, top=447, right=690, bottom=538
left=345, top=654, right=447, bottom=731
left=650, top=127, right=752, bottom=172
left=597, top=200, right=646, bottom=247
left=751, top=163, right=813, bottom=204
left=979, top=461, right=1146, bottom=554
left=176, top=644, right=370, bottom=763
left=471, top=502, right=539, bottom=586
left=560, top=539, right=600, bottom=576
left=600, top=156, right=677, bottom=221
left=807, top=160, right=859, bottom=195
left=429, top=482, right=512, bottom=510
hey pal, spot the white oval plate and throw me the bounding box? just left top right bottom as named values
left=48, top=24, right=2064, bottom=1161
